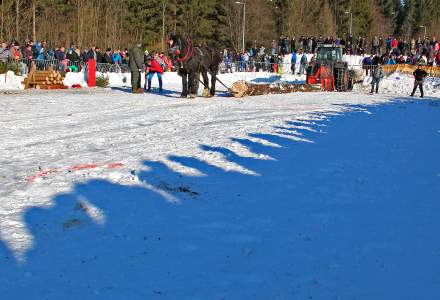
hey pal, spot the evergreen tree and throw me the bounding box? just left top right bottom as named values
left=2, top=0, right=438, bottom=49
left=125, top=0, right=161, bottom=45
left=399, top=0, right=440, bottom=38
left=351, top=0, right=375, bottom=37
left=318, top=0, right=337, bottom=37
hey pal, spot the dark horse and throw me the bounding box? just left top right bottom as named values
left=168, top=34, right=222, bottom=98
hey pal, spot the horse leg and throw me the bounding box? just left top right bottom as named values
left=194, top=72, right=201, bottom=96
left=189, top=72, right=197, bottom=98
left=181, top=74, right=188, bottom=98
left=201, top=71, right=211, bottom=97
left=210, top=70, right=218, bottom=96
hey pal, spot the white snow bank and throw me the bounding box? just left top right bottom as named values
left=2, top=60, right=440, bottom=98
left=0, top=71, right=25, bottom=90
left=356, top=72, right=440, bottom=95
left=63, top=72, right=88, bottom=88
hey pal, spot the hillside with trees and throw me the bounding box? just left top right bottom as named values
left=1, top=0, right=438, bottom=49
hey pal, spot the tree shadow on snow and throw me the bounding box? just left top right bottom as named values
left=110, top=86, right=178, bottom=97
left=1, top=100, right=440, bottom=300
left=109, top=86, right=132, bottom=93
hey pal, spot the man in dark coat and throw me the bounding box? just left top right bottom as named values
left=66, top=45, right=80, bottom=62
left=54, top=47, right=66, bottom=60
left=87, top=46, right=98, bottom=61
left=95, top=47, right=104, bottom=63
left=411, top=63, right=428, bottom=98
left=129, top=43, right=144, bottom=93
left=370, top=63, right=384, bottom=94
left=362, top=55, right=373, bottom=76
left=103, top=48, right=114, bottom=64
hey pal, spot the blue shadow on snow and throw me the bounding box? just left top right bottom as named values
left=1, top=98, right=439, bottom=300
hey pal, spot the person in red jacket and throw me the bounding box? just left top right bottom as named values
left=391, top=38, right=398, bottom=49
left=145, top=53, right=164, bottom=92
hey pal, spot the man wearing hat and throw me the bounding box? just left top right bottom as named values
left=370, top=62, right=384, bottom=94
left=411, top=63, right=428, bottom=98
left=129, top=42, right=145, bottom=93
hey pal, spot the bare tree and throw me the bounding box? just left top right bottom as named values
left=1, top=0, right=4, bottom=40
left=15, top=0, right=19, bottom=40
left=32, top=0, right=36, bottom=41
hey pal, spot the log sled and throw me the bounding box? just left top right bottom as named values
left=230, top=81, right=321, bottom=97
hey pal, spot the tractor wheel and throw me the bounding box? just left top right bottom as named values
left=343, top=68, right=350, bottom=91
left=335, top=67, right=350, bottom=92
left=348, top=72, right=354, bottom=91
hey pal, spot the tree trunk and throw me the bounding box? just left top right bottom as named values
left=32, top=0, right=36, bottom=41
left=162, top=0, right=166, bottom=52
left=1, top=0, right=4, bottom=41
left=15, top=0, right=19, bottom=40
left=77, top=0, right=81, bottom=47
left=104, top=3, right=108, bottom=47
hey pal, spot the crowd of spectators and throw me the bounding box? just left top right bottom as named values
left=0, top=39, right=129, bottom=65
left=1, top=34, right=439, bottom=76
left=0, top=39, right=174, bottom=74
left=222, top=35, right=440, bottom=74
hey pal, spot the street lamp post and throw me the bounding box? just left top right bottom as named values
left=345, top=11, right=352, bottom=36
left=162, top=0, right=167, bottom=52
left=419, top=25, right=426, bottom=40
left=235, top=1, right=246, bottom=52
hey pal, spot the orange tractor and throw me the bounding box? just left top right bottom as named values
left=306, top=45, right=353, bottom=92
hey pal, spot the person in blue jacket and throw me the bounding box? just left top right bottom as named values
left=33, top=41, right=48, bottom=60
left=290, top=50, right=297, bottom=74
left=226, top=52, right=233, bottom=73
left=298, top=51, right=308, bottom=75
left=362, top=55, right=373, bottom=76
left=387, top=56, right=396, bottom=65
left=112, top=50, right=122, bottom=65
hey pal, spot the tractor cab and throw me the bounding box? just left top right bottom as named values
left=307, top=45, right=352, bottom=92
left=316, top=45, right=343, bottom=63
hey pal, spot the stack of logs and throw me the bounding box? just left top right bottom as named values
left=23, top=64, right=67, bottom=89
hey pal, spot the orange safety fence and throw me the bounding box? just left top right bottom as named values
left=382, top=65, right=440, bottom=78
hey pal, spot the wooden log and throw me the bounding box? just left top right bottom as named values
left=230, top=81, right=322, bottom=98
left=38, top=84, right=68, bottom=90
left=33, top=71, right=54, bottom=76
left=28, top=80, right=51, bottom=84
left=34, top=76, right=50, bottom=81
left=29, top=77, right=51, bottom=82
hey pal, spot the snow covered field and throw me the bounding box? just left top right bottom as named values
left=1, top=71, right=439, bottom=299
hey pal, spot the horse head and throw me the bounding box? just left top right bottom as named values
left=167, top=33, right=191, bottom=65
